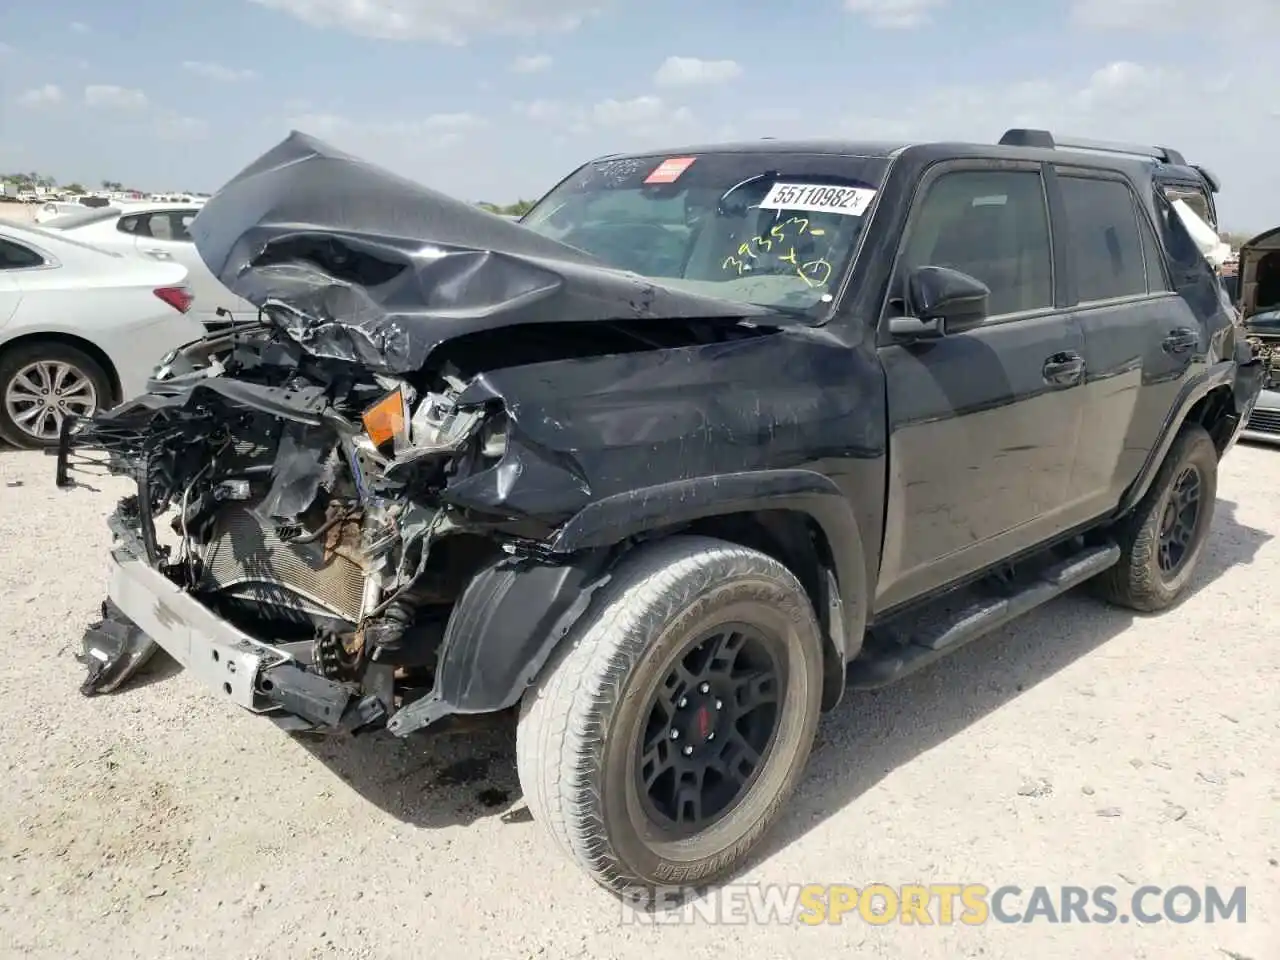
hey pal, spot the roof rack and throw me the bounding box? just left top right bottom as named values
left=998, top=128, right=1187, bottom=167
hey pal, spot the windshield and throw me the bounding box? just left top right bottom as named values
left=521, top=151, right=889, bottom=315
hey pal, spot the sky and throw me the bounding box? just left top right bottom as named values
left=1, top=0, right=1277, bottom=230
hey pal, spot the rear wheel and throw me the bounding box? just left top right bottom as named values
left=1095, top=423, right=1218, bottom=612
left=516, top=536, right=824, bottom=896
left=0, top=342, right=112, bottom=449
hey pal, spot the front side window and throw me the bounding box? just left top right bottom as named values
left=521, top=152, right=890, bottom=316
left=0, top=238, right=44, bottom=269
left=899, top=168, right=1054, bottom=317
left=1059, top=176, right=1148, bottom=302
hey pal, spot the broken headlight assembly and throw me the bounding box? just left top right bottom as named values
left=360, top=380, right=494, bottom=463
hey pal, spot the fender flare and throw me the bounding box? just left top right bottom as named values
left=386, top=470, right=870, bottom=736
left=1116, top=359, right=1246, bottom=515
left=552, top=469, right=869, bottom=709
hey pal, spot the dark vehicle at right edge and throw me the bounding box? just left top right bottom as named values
left=59, top=128, right=1262, bottom=898
left=1234, top=225, right=1280, bottom=442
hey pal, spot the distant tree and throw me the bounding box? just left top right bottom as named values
left=64, top=182, right=85, bottom=194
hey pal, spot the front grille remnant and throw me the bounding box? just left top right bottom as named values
left=1246, top=407, right=1280, bottom=436
left=198, top=504, right=365, bottom=623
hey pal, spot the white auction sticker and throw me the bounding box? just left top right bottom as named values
left=758, top=182, right=877, bottom=216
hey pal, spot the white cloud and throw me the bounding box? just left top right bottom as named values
left=17, top=84, right=63, bottom=106
left=513, top=99, right=574, bottom=123
left=513, top=94, right=695, bottom=144
left=248, top=0, right=604, bottom=43
left=653, top=56, right=743, bottom=88
left=183, top=60, right=258, bottom=82
left=1071, top=0, right=1279, bottom=29
left=84, top=85, right=149, bottom=110
left=591, top=95, right=691, bottom=128
left=69, top=21, right=90, bottom=33
left=843, top=0, right=948, bottom=28
left=826, top=56, right=1272, bottom=229
left=0, top=42, right=13, bottom=56
left=286, top=111, right=488, bottom=151
left=154, top=114, right=211, bottom=141
left=510, top=53, right=552, bottom=73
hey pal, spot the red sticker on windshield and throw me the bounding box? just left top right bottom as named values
left=644, top=156, right=696, bottom=184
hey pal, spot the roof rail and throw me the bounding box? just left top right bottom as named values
left=998, top=128, right=1187, bottom=167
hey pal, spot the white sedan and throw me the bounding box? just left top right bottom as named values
left=0, top=221, right=205, bottom=449
left=42, top=201, right=253, bottom=332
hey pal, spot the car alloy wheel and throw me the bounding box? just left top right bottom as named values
left=3, top=359, right=99, bottom=443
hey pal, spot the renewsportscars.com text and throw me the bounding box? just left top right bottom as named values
left=619, top=883, right=1247, bottom=926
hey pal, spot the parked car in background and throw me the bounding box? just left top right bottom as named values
left=0, top=221, right=202, bottom=448
left=1237, top=226, right=1280, bottom=444
left=41, top=201, right=253, bottom=331
left=35, top=197, right=117, bottom=224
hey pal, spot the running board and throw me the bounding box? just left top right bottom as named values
left=848, top=542, right=1120, bottom=689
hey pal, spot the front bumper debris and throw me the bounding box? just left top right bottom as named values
left=98, top=533, right=355, bottom=729
left=78, top=600, right=160, bottom=695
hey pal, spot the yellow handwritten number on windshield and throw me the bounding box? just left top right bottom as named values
left=721, top=216, right=831, bottom=287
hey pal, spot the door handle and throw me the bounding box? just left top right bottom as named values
left=1043, top=351, right=1085, bottom=385
left=142, top=248, right=173, bottom=260
left=1162, top=328, right=1199, bottom=354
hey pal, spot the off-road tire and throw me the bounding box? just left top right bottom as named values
left=0, top=341, right=112, bottom=449
left=516, top=535, right=824, bottom=898
left=1094, top=423, right=1218, bottom=612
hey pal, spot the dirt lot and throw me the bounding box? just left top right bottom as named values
left=0, top=441, right=1276, bottom=959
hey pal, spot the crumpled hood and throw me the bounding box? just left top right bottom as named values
left=189, top=131, right=777, bottom=375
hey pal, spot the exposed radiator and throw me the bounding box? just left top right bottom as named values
left=198, top=503, right=365, bottom=623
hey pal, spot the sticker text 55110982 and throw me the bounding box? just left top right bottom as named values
left=759, top=183, right=877, bottom=216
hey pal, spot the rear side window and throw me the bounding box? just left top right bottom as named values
left=1058, top=176, right=1147, bottom=302
left=0, top=238, right=44, bottom=269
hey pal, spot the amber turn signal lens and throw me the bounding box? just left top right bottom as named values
left=362, top=389, right=406, bottom=448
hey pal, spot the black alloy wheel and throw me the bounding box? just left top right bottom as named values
left=1156, top=465, right=1202, bottom=575
left=636, top=624, right=786, bottom=839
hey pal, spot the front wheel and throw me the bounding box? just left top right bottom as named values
left=516, top=536, right=824, bottom=896
left=1095, top=423, right=1218, bottom=612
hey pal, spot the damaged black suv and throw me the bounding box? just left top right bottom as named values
left=58, top=129, right=1262, bottom=895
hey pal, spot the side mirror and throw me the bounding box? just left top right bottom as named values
left=888, top=265, right=990, bottom=339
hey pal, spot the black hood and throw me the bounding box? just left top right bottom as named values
left=189, top=131, right=778, bottom=375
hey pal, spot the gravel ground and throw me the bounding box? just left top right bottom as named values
left=0, top=441, right=1276, bottom=960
